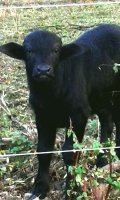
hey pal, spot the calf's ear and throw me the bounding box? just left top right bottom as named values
left=60, top=43, right=89, bottom=60
left=0, top=42, right=24, bottom=60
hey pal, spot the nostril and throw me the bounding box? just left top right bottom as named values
left=47, top=67, right=51, bottom=72
left=36, top=67, right=41, bottom=73
left=36, top=66, right=51, bottom=73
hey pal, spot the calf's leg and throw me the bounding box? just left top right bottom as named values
left=62, top=113, right=87, bottom=166
left=97, top=110, right=113, bottom=167
left=113, top=108, right=120, bottom=158
left=115, top=121, right=120, bottom=158
left=31, top=113, right=56, bottom=199
left=62, top=113, right=87, bottom=200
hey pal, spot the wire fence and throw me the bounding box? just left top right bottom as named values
left=0, top=0, right=120, bottom=159
left=1, top=146, right=120, bottom=159
left=0, top=1, right=120, bottom=10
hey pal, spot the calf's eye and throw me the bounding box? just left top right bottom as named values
left=26, top=49, right=32, bottom=56
left=53, top=47, right=59, bottom=54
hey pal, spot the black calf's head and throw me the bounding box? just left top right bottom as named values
left=0, top=30, right=62, bottom=82
left=0, top=29, right=87, bottom=83
left=23, top=30, right=63, bottom=82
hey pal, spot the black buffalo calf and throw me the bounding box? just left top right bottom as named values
left=0, top=24, right=120, bottom=199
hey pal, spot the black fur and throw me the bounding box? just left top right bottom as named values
left=0, top=24, right=120, bottom=199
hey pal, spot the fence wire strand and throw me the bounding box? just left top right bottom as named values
left=0, top=1, right=120, bottom=10
left=1, top=146, right=120, bottom=159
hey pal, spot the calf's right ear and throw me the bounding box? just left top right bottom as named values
left=60, top=43, right=90, bottom=61
left=0, top=42, right=24, bottom=60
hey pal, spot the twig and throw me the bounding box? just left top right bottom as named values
left=102, top=160, right=120, bottom=175
left=89, top=175, right=99, bottom=200
left=0, top=90, right=11, bottom=115
left=74, top=151, right=80, bottom=167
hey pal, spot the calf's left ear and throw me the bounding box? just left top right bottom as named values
left=60, top=43, right=89, bottom=60
left=0, top=42, right=24, bottom=60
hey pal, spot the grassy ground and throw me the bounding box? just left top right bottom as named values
left=0, top=2, right=120, bottom=199
left=0, top=0, right=110, bottom=6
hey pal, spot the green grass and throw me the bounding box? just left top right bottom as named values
left=0, top=0, right=104, bottom=6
